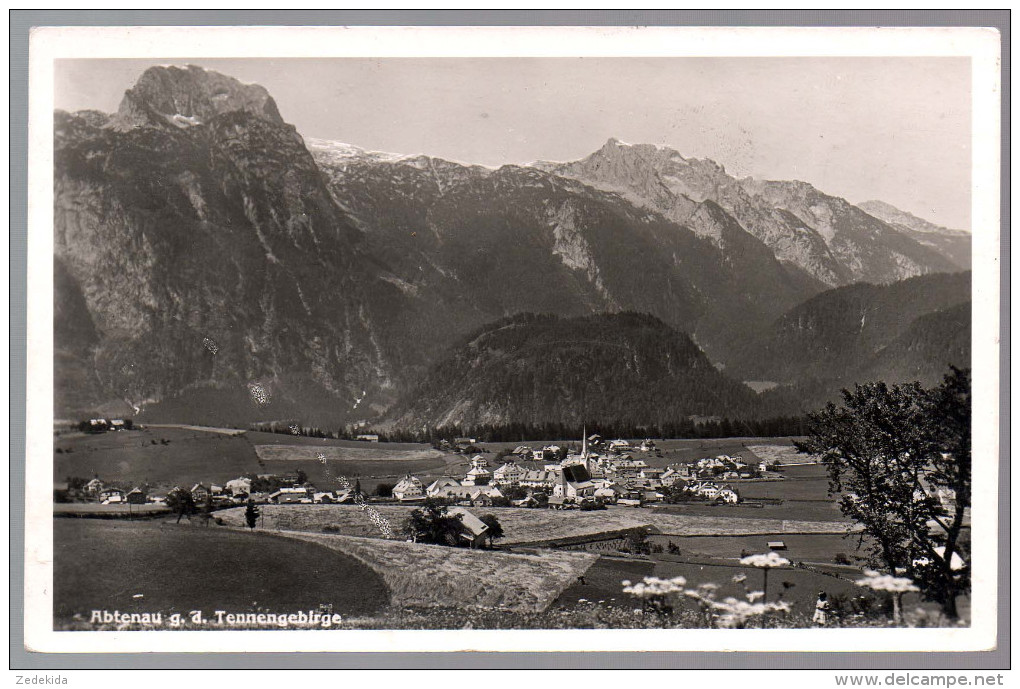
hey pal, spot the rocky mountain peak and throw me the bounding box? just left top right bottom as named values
left=114, top=65, right=284, bottom=130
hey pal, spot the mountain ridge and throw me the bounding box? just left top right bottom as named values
left=52, top=65, right=972, bottom=426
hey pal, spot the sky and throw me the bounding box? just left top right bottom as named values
left=55, top=57, right=973, bottom=230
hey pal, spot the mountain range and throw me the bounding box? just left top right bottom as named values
left=52, top=65, right=972, bottom=428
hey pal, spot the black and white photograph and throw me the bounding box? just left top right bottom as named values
left=21, top=24, right=1002, bottom=657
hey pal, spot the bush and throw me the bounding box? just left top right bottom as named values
left=833, top=552, right=852, bottom=565
left=322, top=524, right=341, bottom=533
left=375, top=483, right=395, bottom=498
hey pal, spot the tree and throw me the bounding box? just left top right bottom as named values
left=375, top=483, right=394, bottom=498
left=800, top=367, right=971, bottom=618
left=245, top=499, right=260, bottom=531
left=166, top=487, right=196, bottom=524
left=479, top=514, right=505, bottom=548
left=401, top=498, right=465, bottom=546
left=295, top=469, right=308, bottom=485
left=354, top=479, right=363, bottom=499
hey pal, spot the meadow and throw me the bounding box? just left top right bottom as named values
left=52, top=519, right=389, bottom=626
left=216, top=503, right=855, bottom=545
left=54, top=427, right=453, bottom=492
left=279, top=530, right=597, bottom=612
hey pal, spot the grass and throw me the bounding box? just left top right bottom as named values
left=54, top=427, right=260, bottom=488
left=54, top=503, right=170, bottom=517
left=54, top=427, right=452, bottom=492
left=648, top=533, right=866, bottom=563
left=53, top=519, right=389, bottom=625
left=279, top=530, right=597, bottom=613
left=650, top=500, right=843, bottom=522
left=216, top=504, right=855, bottom=545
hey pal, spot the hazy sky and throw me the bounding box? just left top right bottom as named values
left=55, top=57, right=973, bottom=230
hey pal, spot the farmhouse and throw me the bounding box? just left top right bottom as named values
left=355, top=433, right=380, bottom=442
left=519, top=470, right=558, bottom=490
left=225, top=477, right=252, bottom=496
left=463, top=455, right=492, bottom=486
left=492, top=461, right=525, bottom=485
left=99, top=487, right=124, bottom=503
left=269, top=487, right=309, bottom=504
left=425, top=477, right=462, bottom=497
left=431, top=485, right=503, bottom=506
left=190, top=483, right=210, bottom=502
left=393, top=475, right=425, bottom=502
left=446, top=507, right=489, bottom=548
left=125, top=487, right=147, bottom=504
left=84, top=478, right=104, bottom=497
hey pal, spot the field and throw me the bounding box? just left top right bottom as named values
left=216, top=503, right=856, bottom=545
left=648, top=533, right=868, bottom=563
left=54, top=503, right=170, bottom=517
left=279, top=530, right=596, bottom=612
left=53, top=519, right=389, bottom=625
left=54, top=427, right=261, bottom=488
left=54, top=427, right=453, bottom=492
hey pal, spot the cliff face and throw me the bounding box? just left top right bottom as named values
left=54, top=68, right=410, bottom=425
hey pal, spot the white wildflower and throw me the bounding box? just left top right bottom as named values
left=739, top=552, right=791, bottom=568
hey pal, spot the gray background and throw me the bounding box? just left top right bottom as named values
left=9, top=9, right=1010, bottom=670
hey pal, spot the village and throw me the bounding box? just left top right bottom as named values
left=56, top=430, right=786, bottom=517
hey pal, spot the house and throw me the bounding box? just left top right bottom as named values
left=431, top=485, right=503, bottom=506
left=716, top=487, right=740, bottom=504
left=519, top=470, right=558, bottom=490
left=225, top=477, right=252, bottom=496
left=446, top=506, right=489, bottom=548
left=587, top=433, right=603, bottom=447
left=640, top=467, right=664, bottom=480
left=768, top=541, right=787, bottom=551
left=463, top=455, right=492, bottom=486
left=125, top=487, right=147, bottom=504
left=594, top=483, right=624, bottom=503
left=492, top=462, right=525, bottom=486
left=511, top=445, right=532, bottom=457
left=512, top=495, right=539, bottom=508
left=312, top=491, right=338, bottom=503
left=109, top=419, right=127, bottom=431
left=190, top=483, right=210, bottom=503
left=608, top=439, right=631, bottom=452
left=100, top=488, right=124, bottom=504
left=531, top=449, right=545, bottom=462
left=392, top=475, right=425, bottom=502
left=639, top=439, right=657, bottom=452
left=84, top=478, right=104, bottom=497
left=210, top=484, right=225, bottom=496
left=332, top=489, right=355, bottom=504
left=85, top=418, right=109, bottom=433
left=426, top=477, right=462, bottom=497
left=99, top=487, right=123, bottom=501
left=269, top=487, right=309, bottom=504
left=355, top=433, right=380, bottom=442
